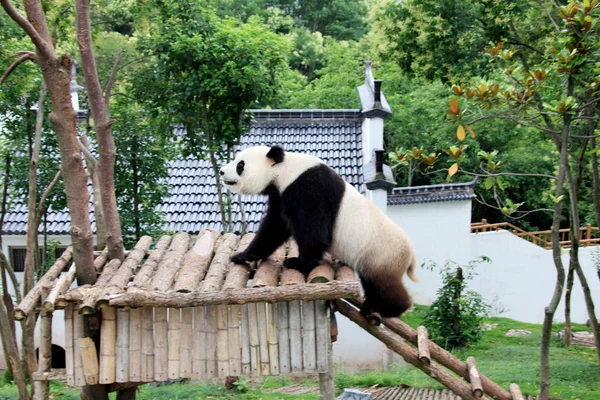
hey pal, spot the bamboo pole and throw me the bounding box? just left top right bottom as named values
left=43, top=263, right=76, bottom=311
left=193, top=307, right=207, bottom=380
left=168, top=308, right=181, bottom=380
left=99, top=306, right=117, bottom=384
left=109, top=281, right=361, bottom=308
left=116, top=308, right=130, bottom=383
left=228, top=305, right=242, bottom=376
left=73, top=310, right=86, bottom=386
left=33, top=289, right=52, bottom=400
left=174, top=228, right=221, bottom=292
left=15, top=246, right=72, bottom=320
left=79, top=337, right=99, bottom=385
left=318, top=322, right=335, bottom=400
left=205, top=306, right=218, bottom=378
left=65, top=304, right=74, bottom=386
left=257, top=303, right=270, bottom=375
left=417, top=326, right=431, bottom=364
left=154, top=307, right=168, bottom=382
left=276, top=302, right=291, bottom=374
left=180, top=307, right=193, bottom=379
left=129, top=307, right=142, bottom=382
left=288, top=300, right=303, bottom=373
left=217, top=305, right=230, bottom=377
left=347, top=298, right=511, bottom=400
left=133, top=235, right=172, bottom=289
left=337, top=300, right=481, bottom=400
left=247, top=303, right=260, bottom=376
left=302, top=301, right=317, bottom=372
left=241, top=304, right=251, bottom=375
left=315, top=300, right=330, bottom=373
left=151, top=232, right=191, bottom=292
left=141, top=307, right=154, bottom=382
left=466, top=357, right=483, bottom=398
left=267, top=303, right=279, bottom=375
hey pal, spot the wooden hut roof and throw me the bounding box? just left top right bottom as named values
left=15, top=229, right=361, bottom=319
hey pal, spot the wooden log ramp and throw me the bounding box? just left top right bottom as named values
left=337, top=299, right=513, bottom=400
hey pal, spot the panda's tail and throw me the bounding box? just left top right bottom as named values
left=406, top=255, right=419, bottom=283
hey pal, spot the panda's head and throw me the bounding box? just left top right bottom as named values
left=220, top=145, right=285, bottom=195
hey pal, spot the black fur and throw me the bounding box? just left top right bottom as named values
left=266, top=146, right=285, bottom=164
left=359, top=269, right=412, bottom=318
left=231, top=164, right=345, bottom=276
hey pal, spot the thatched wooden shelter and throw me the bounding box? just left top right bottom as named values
left=16, top=228, right=361, bottom=398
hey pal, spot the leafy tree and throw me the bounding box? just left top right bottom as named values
left=134, top=0, right=289, bottom=231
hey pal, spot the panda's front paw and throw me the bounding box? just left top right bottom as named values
left=284, top=257, right=314, bottom=276
left=231, top=251, right=259, bottom=265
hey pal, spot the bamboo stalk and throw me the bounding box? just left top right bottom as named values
left=467, top=356, right=483, bottom=398
left=257, top=303, right=270, bottom=375
left=168, top=308, right=181, bottom=380
left=99, top=306, right=117, bottom=384
left=79, top=337, right=99, bottom=385
left=129, top=307, right=142, bottom=382
left=180, top=307, right=193, bottom=379
left=288, top=300, right=303, bottom=373
left=73, top=310, right=85, bottom=386
left=241, top=304, right=251, bottom=375
left=193, top=307, right=206, bottom=380
left=314, top=300, right=330, bottom=373
left=116, top=308, right=130, bottom=383
left=43, top=263, right=76, bottom=311
left=15, top=246, right=72, bottom=320
left=276, top=302, right=290, bottom=374
left=267, top=303, right=279, bottom=375
left=65, top=304, right=74, bottom=386
left=201, top=233, right=239, bottom=292
left=417, top=326, right=431, bottom=364
left=133, top=235, right=172, bottom=289
left=301, top=300, right=317, bottom=372
left=174, top=228, right=221, bottom=292
left=228, top=305, right=242, bottom=376
left=109, top=281, right=360, bottom=308
left=205, top=306, right=218, bottom=378
left=151, top=232, right=191, bottom=292
left=33, top=289, right=52, bottom=399
left=154, top=307, right=168, bottom=382
left=141, top=307, right=154, bottom=382
left=216, top=305, right=230, bottom=377
left=247, top=303, right=260, bottom=376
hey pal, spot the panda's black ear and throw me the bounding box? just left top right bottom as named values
left=266, top=145, right=285, bottom=164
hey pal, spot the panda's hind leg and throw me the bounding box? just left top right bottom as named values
left=359, top=270, right=412, bottom=319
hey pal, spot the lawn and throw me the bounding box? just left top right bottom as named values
left=0, top=306, right=597, bottom=400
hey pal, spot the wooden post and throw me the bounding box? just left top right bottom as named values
left=247, top=303, right=261, bottom=376
left=154, top=307, right=168, bottom=381
left=129, top=307, right=142, bottom=382
left=33, top=289, right=52, bottom=400
left=99, top=306, right=117, bottom=384
left=180, top=307, right=193, bottom=379
left=152, top=233, right=191, bottom=292
left=466, top=356, right=483, bottom=398
left=43, top=263, right=76, bottom=311
left=276, top=302, right=291, bottom=374
left=257, top=303, right=271, bottom=375
left=116, top=308, right=130, bottom=383
left=193, top=307, right=207, bottom=380
left=73, top=311, right=86, bottom=386
left=228, top=305, right=242, bottom=376
left=174, top=228, right=221, bottom=292
left=509, top=383, right=525, bottom=400
left=318, top=326, right=335, bottom=400
left=288, top=300, right=303, bottom=373
left=315, top=300, right=330, bottom=373
left=302, top=301, right=317, bottom=372
left=205, top=306, right=218, bottom=377
left=241, top=304, right=251, bottom=375
left=65, top=304, right=75, bottom=386
left=79, top=337, right=99, bottom=385
left=216, top=305, right=230, bottom=377
left=133, top=235, right=172, bottom=289
left=141, top=307, right=154, bottom=382
left=168, top=308, right=181, bottom=380
left=417, top=326, right=431, bottom=364
left=267, top=303, right=280, bottom=375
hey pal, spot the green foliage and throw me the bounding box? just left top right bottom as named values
left=233, top=376, right=250, bottom=393
left=423, top=258, right=491, bottom=350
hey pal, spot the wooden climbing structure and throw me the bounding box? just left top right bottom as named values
left=18, top=227, right=527, bottom=400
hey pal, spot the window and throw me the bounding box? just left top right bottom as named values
left=9, top=246, right=69, bottom=273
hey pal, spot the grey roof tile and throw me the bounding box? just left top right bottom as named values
left=388, top=178, right=478, bottom=206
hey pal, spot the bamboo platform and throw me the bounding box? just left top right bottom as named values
left=17, top=229, right=361, bottom=388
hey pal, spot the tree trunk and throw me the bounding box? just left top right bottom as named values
left=132, top=142, right=140, bottom=240
left=76, top=0, right=124, bottom=261
left=564, top=260, right=575, bottom=346
left=81, top=134, right=107, bottom=250
left=591, top=134, right=600, bottom=282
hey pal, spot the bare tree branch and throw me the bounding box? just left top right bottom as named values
left=35, top=167, right=62, bottom=227
left=77, top=137, right=97, bottom=166
left=0, top=51, right=37, bottom=85
left=103, top=49, right=123, bottom=106
left=0, top=0, right=53, bottom=59
left=0, top=251, right=22, bottom=304
left=460, top=169, right=557, bottom=180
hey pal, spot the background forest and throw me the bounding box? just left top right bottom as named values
left=3, top=0, right=593, bottom=244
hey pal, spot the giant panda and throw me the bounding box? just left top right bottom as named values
left=219, top=145, right=418, bottom=318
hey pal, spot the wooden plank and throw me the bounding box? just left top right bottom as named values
left=79, top=337, right=99, bottom=385
left=247, top=303, right=261, bottom=376
left=180, top=307, right=193, bottom=379
left=154, top=307, right=168, bottom=382
left=115, top=308, right=130, bottom=383
left=315, top=300, right=330, bottom=373
left=257, top=303, right=270, bottom=375
left=140, top=307, right=154, bottom=382
left=65, top=304, right=74, bottom=386
left=205, top=306, right=218, bottom=378
left=128, top=308, right=142, bottom=382
left=168, top=308, right=181, bottom=380
left=217, top=305, right=230, bottom=377
left=301, top=301, right=317, bottom=372
left=267, top=303, right=279, bottom=375
left=99, top=307, right=116, bottom=384
left=228, top=305, right=242, bottom=376
left=74, top=311, right=86, bottom=386
left=193, top=307, right=206, bottom=380
left=276, top=302, right=291, bottom=374
left=241, top=304, right=251, bottom=375
left=288, top=300, right=303, bottom=372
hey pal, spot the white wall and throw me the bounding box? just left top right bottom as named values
left=470, top=230, right=600, bottom=324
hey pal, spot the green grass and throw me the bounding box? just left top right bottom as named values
left=0, top=306, right=597, bottom=399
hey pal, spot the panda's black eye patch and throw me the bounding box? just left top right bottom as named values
left=236, top=160, right=245, bottom=176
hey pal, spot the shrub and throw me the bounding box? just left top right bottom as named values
left=423, top=257, right=491, bottom=350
